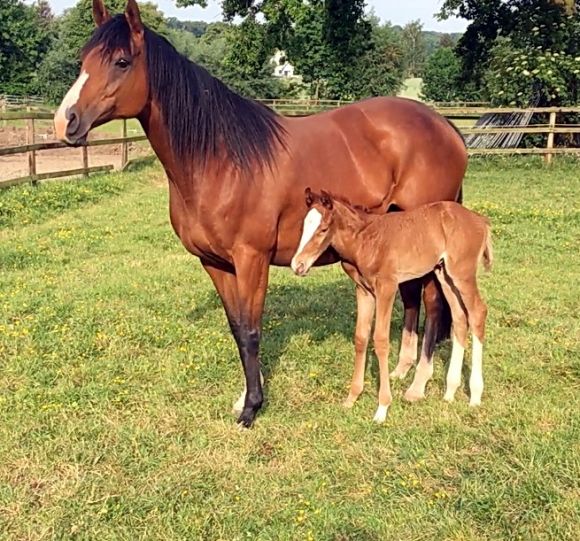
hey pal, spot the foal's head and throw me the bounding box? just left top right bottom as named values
left=291, top=188, right=337, bottom=277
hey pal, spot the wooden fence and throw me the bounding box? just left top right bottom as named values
left=1, top=102, right=579, bottom=188
left=0, top=110, right=147, bottom=188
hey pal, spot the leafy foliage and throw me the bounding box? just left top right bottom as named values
left=421, top=47, right=463, bottom=102
left=440, top=0, right=580, bottom=104
left=0, top=0, right=54, bottom=95
left=485, top=41, right=580, bottom=106
left=401, top=21, right=427, bottom=77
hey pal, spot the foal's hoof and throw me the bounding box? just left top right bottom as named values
left=372, top=405, right=389, bottom=424
left=390, top=367, right=410, bottom=380
left=404, top=388, right=425, bottom=402
left=342, top=394, right=358, bottom=409
left=469, top=398, right=481, bottom=407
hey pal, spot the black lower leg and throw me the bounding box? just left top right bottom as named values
left=237, top=325, right=263, bottom=427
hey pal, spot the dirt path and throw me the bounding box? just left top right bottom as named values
left=0, top=125, right=150, bottom=181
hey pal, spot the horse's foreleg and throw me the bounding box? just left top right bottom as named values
left=232, top=247, right=270, bottom=428
left=391, top=279, right=421, bottom=379
left=404, top=275, right=445, bottom=401
left=202, top=261, right=254, bottom=414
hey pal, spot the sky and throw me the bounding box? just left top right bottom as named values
left=47, top=1, right=468, bottom=33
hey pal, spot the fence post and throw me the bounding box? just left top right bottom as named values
left=121, top=118, right=128, bottom=169
left=26, top=107, right=37, bottom=185
left=82, top=146, right=89, bottom=177
left=545, top=111, right=556, bottom=165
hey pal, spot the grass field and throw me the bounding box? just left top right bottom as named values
left=1, top=159, right=579, bottom=539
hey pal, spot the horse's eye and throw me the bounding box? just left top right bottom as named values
left=115, top=58, right=130, bottom=69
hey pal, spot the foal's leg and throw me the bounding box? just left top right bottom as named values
left=453, top=276, right=487, bottom=406
left=404, top=276, right=444, bottom=401
left=372, top=280, right=398, bottom=423
left=432, top=267, right=469, bottom=402
left=345, top=285, right=375, bottom=407
left=391, top=279, right=420, bottom=379
left=341, top=263, right=375, bottom=407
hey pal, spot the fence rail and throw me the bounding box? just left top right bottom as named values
left=1, top=102, right=579, bottom=188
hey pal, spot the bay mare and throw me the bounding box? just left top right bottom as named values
left=291, top=190, right=492, bottom=423
left=53, top=0, right=467, bottom=427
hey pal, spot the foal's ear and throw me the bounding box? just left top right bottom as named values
left=320, top=190, right=333, bottom=210
left=125, top=0, right=144, bottom=48
left=305, top=187, right=314, bottom=207
left=92, top=0, right=111, bottom=27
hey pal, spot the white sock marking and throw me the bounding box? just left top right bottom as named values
left=469, top=335, right=484, bottom=406
left=444, top=334, right=465, bottom=402
left=373, top=404, right=389, bottom=424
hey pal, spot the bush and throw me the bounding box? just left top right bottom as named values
left=421, top=47, right=462, bottom=102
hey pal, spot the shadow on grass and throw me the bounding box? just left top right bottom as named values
left=185, top=276, right=448, bottom=394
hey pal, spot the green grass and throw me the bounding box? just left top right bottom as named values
left=1, top=158, right=579, bottom=540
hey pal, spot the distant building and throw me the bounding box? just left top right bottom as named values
left=271, top=50, right=297, bottom=79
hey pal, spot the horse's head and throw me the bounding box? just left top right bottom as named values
left=54, top=0, right=148, bottom=145
left=291, top=188, right=337, bottom=277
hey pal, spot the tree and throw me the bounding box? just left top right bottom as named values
left=439, top=0, right=580, bottom=100
left=175, top=0, right=375, bottom=100
left=353, top=22, right=405, bottom=98
left=401, top=20, right=427, bottom=77
left=0, top=0, right=54, bottom=95
left=421, top=47, right=462, bottom=102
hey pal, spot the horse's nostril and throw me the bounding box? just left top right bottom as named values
left=66, top=107, right=80, bottom=136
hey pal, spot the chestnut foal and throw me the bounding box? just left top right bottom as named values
left=291, top=189, right=492, bottom=423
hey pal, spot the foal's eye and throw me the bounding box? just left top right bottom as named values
left=115, top=58, right=131, bottom=69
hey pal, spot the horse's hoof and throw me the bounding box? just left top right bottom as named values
left=404, top=388, right=425, bottom=402
left=443, top=392, right=455, bottom=403
left=469, top=399, right=481, bottom=407
left=237, top=408, right=257, bottom=428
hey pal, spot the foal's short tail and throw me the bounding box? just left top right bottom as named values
left=481, top=223, right=494, bottom=272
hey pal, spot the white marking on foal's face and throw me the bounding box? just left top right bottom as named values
left=54, top=71, right=90, bottom=140
left=291, top=208, right=323, bottom=274
left=297, top=208, right=322, bottom=254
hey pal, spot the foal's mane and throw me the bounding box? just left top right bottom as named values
left=83, top=15, right=286, bottom=172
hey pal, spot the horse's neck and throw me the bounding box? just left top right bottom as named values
left=138, top=101, right=202, bottom=193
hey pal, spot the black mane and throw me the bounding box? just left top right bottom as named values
left=83, top=15, right=286, bottom=172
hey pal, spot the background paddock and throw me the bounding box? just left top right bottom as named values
left=0, top=158, right=578, bottom=539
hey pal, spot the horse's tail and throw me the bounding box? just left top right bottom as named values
left=481, top=222, right=493, bottom=272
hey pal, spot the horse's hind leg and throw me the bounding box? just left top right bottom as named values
left=404, top=276, right=446, bottom=401
left=391, top=279, right=420, bottom=379
left=433, top=267, right=469, bottom=403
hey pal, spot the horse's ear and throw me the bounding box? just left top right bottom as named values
left=320, top=190, right=333, bottom=210
left=93, top=0, right=111, bottom=27
left=125, top=0, right=144, bottom=47
left=305, top=187, right=314, bottom=207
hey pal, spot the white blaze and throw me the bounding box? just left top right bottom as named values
left=54, top=71, right=90, bottom=137
left=469, top=335, right=484, bottom=406
left=295, top=208, right=322, bottom=256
